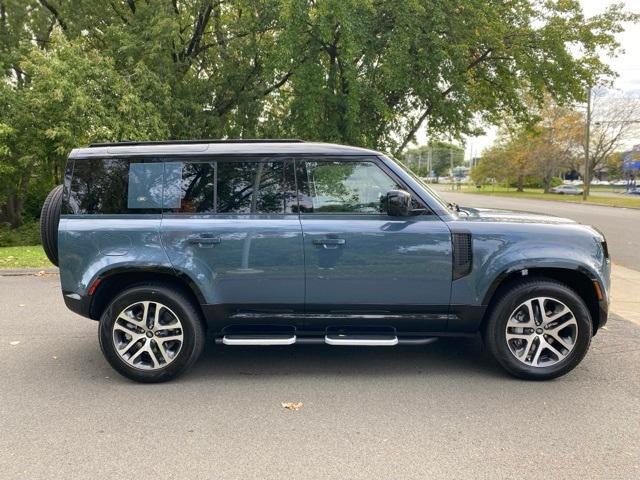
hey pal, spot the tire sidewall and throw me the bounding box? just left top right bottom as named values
left=487, top=281, right=593, bottom=380
left=99, top=285, right=203, bottom=383
left=40, top=185, right=63, bottom=267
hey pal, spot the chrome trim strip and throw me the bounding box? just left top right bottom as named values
left=222, top=335, right=297, bottom=346
left=325, top=336, right=398, bottom=346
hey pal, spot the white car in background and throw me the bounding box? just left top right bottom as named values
left=551, top=184, right=584, bottom=195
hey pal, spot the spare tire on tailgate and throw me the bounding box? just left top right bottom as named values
left=40, top=185, right=63, bottom=267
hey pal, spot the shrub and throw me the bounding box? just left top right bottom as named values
left=0, top=220, right=41, bottom=247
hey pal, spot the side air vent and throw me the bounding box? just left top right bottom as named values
left=452, top=232, right=473, bottom=280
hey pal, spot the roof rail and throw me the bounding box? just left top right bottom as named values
left=88, top=139, right=305, bottom=148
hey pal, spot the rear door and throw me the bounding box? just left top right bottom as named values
left=160, top=157, right=305, bottom=323
left=297, top=157, right=452, bottom=332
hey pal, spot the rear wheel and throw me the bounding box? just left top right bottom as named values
left=99, top=284, right=205, bottom=383
left=484, top=279, right=592, bottom=380
left=39, top=185, right=63, bottom=266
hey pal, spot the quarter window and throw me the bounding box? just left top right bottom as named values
left=67, top=158, right=163, bottom=214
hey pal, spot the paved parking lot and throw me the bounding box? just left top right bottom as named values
left=1, top=274, right=639, bottom=479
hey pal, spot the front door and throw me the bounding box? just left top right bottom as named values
left=297, top=158, right=452, bottom=331
left=160, top=157, right=304, bottom=325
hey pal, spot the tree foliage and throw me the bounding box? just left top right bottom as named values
left=403, top=141, right=465, bottom=177
left=584, top=89, right=640, bottom=191
left=0, top=0, right=636, bottom=226
left=472, top=94, right=640, bottom=192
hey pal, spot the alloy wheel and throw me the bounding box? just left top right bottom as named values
left=112, top=301, right=184, bottom=370
left=505, top=296, right=578, bottom=368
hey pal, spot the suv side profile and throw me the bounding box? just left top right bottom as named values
left=40, top=140, right=610, bottom=383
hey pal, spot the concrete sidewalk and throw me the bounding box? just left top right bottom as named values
left=610, top=263, right=640, bottom=326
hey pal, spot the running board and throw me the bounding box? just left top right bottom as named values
left=222, top=334, right=296, bottom=346
left=324, top=333, right=398, bottom=346
left=219, top=334, right=438, bottom=347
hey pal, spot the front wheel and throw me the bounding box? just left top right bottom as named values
left=99, top=284, right=205, bottom=383
left=484, top=279, right=592, bottom=380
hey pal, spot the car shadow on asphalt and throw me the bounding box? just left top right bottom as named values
left=184, top=336, right=509, bottom=382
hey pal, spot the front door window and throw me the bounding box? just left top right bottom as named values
left=301, top=161, right=400, bottom=214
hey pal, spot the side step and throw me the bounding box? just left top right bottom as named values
left=324, top=333, right=398, bottom=346
left=222, top=334, right=296, bottom=346
left=219, top=333, right=438, bottom=347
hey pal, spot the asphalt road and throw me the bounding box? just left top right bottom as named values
left=433, top=187, right=640, bottom=271
left=1, top=275, right=639, bottom=479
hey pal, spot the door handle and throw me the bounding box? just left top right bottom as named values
left=187, top=235, right=221, bottom=246
left=313, top=238, right=346, bottom=249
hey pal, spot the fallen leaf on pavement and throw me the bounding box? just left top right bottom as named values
left=9, top=341, right=20, bottom=346
left=18, top=304, right=25, bottom=307
left=281, top=402, right=303, bottom=411
left=34, top=271, right=57, bottom=277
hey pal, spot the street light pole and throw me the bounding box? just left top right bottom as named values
left=582, top=86, right=592, bottom=201
left=450, top=148, right=454, bottom=191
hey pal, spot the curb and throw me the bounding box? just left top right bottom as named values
left=0, top=268, right=59, bottom=277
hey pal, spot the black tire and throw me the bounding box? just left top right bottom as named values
left=99, top=284, right=206, bottom=383
left=484, top=278, right=592, bottom=380
left=39, top=185, right=63, bottom=267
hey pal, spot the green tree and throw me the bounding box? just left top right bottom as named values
left=0, top=0, right=636, bottom=226
left=403, top=142, right=465, bottom=177
left=472, top=129, right=536, bottom=191
left=0, top=31, right=167, bottom=226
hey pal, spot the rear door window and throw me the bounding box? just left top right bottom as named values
left=166, top=159, right=297, bottom=214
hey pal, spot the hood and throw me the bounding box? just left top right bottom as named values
left=457, top=207, right=577, bottom=225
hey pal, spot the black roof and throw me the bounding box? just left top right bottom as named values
left=70, top=140, right=380, bottom=158
left=88, top=139, right=305, bottom=147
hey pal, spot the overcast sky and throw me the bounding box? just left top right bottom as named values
left=423, top=0, right=640, bottom=158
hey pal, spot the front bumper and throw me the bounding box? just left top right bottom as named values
left=596, top=296, right=609, bottom=331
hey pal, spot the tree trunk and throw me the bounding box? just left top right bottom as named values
left=5, top=193, right=23, bottom=228
left=516, top=175, right=524, bottom=192
left=543, top=175, right=552, bottom=193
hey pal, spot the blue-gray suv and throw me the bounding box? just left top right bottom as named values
left=40, top=140, right=610, bottom=382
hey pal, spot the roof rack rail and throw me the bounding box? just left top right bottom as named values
left=88, top=139, right=305, bottom=148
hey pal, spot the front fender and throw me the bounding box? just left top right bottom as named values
left=449, top=223, right=608, bottom=307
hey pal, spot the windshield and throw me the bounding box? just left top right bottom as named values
left=390, top=157, right=454, bottom=212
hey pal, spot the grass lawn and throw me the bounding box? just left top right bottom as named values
left=0, top=245, right=53, bottom=269
left=458, top=185, right=640, bottom=209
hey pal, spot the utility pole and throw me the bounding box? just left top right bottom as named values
left=450, top=148, right=454, bottom=191
left=582, top=86, right=592, bottom=201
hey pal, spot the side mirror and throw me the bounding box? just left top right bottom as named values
left=385, top=190, right=411, bottom=216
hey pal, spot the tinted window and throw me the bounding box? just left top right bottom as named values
left=301, top=161, right=400, bottom=214
left=170, top=159, right=297, bottom=214
left=173, top=162, right=215, bottom=213
left=68, top=158, right=163, bottom=214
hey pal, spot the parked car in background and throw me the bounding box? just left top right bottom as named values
left=551, top=184, right=583, bottom=195
left=40, top=140, right=610, bottom=383
left=624, top=187, right=640, bottom=195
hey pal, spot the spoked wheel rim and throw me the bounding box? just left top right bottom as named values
left=505, top=296, right=578, bottom=368
left=112, top=301, right=184, bottom=370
